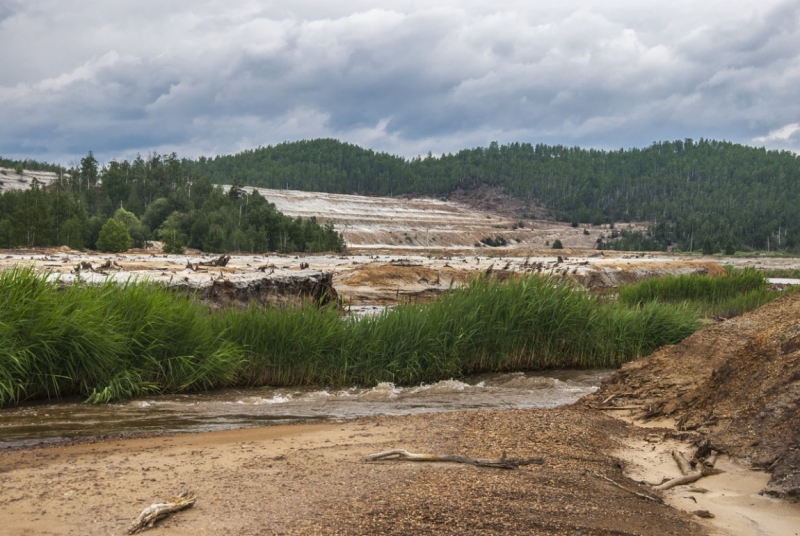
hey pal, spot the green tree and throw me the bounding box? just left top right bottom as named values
left=14, top=163, right=23, bottom=175
left=159, top=211, right=186, bottom=254
left=9, top=187, right=52, bottom=247
left=113, top=208, right=147, bottom=248
left=552, top=239, right=563, bottom=249
left=702, top=238, right=715, bottom=255
left=62, top=216, right=86, bottom=250
left=81, top=151, right=99, bottom=190
left=141, top=198, right=172, bottom=230
left=102, top=161, right=131, bottom=210
left=203, top=223, right=227, bottom=253
left=96, top=218, right=132, bottom=252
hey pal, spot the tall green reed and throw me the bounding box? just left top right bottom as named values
left=0, top=268, right=702, bottom=407
left=617, top=269, right=796, bottom=318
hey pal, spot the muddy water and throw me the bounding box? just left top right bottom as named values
left=0, top=370, right=610, bottom=448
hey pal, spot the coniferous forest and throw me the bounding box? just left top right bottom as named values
left=0, top=152, right=344, bottom=254
left=183, top=138, right=800, bottom=253
left=1, top=137, right=798, bottom=253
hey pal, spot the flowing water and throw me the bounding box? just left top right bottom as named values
left=0, top=370, right=610, bottom=448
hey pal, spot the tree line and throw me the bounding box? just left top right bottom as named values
left=0, top=152, right=345, bottom=254
left=183, top=138, right=800, bottom=253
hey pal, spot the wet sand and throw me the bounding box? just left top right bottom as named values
left=614, top=416, right=800, bottom=536
left=2, top=407, right=712, bottom=536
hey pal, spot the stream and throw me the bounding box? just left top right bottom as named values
left=0, top=370, right=611, bottom=448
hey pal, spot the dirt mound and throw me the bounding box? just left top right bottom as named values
left=573, top=261, right=727, bottom=290
left=341, top=264, right=480, bottom=288
left=175, top=271, right=338, bottom=308
left=587, top=291, right=800, bottom=499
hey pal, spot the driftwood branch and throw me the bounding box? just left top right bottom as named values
left=364, top=449, right=543, bottom=470
left=127, top=491, right=196, bottom=534
left=653, top=450, right=703, bottom=491
left=588, top=471, right=663, bottom=503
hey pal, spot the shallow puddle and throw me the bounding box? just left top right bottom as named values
left=0, top=370, right=610, bottom=447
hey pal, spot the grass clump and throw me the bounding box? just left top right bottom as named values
left=0, top=268, right=703, bottom=407
left=0, top=267, right=241, bottom=407
left=618, top=269, right=798, bottom=318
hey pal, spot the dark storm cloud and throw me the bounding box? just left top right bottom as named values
left=0, top=0, right=799, bottom=164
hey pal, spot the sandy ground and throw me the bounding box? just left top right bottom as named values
left=1, top=407, right=714, bottom=536
left=611, top=415, right=800, bottom=536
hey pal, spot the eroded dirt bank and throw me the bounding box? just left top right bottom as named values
left=586, top=291, right=800, bottom=500
left=0, top=408, right=705, bottom=536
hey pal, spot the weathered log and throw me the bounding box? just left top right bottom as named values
left=673, top=450, right=695, bottom=476
left=127, top=491, right=196, bottom=534
left=364, top=449, right=543, bottom=470
left=653, top=450, right=703, bottom=491
left=198, top=255, right=230, bottom=267
left=703, top=450, right=718, bottom=468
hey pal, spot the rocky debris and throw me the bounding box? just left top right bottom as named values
left=174, top=270, right=339, bottom=308
left=587, top=291, right=800, bottom=500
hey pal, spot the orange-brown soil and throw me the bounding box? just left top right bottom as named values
left=587, top=291, right=800, bottom=500
left=0, top=408, right=705, bottom=536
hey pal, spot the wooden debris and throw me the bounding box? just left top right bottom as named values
left=127, top=490, right=196, bottom=534
left=588, top=471, right=663, bottom=503
left=74, top=261, right=94, bottom=273
left=198, top=254, right=231, bottom=268
left=703, top=450, right=718, bottom=468
left=364, top=449, right=543, bottom=470
left=653, top=450, right=703, bottom=491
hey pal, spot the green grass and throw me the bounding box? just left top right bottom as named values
left=618, top=269, right=798, bottom=318
left=0, top=267, right=703, bottom=407
left=722, top=266, right=800, bottom=279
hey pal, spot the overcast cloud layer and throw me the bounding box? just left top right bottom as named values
left=1, top=0, right=799, bottom=164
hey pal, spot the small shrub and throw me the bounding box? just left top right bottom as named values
left=552, top=239, right=563, bottom=249
left=14, top=163, right=23, bottom=175
left=583, top=229, right=590, bottom=235
left=480, top=236, right=507, bottom=247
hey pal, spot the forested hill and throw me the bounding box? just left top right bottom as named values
left=183, top=138, right=800, bottom=253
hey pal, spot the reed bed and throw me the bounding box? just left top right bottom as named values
left=617, top=269, right=797, bottom=318
left=1, top=268, right=701, bottom=407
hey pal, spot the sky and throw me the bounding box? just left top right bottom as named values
left=1, top=0, right=799, bottom=165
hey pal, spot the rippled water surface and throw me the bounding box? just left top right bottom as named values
left=0, top=370, right=611, bottom=448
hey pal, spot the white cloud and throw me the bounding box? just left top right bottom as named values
left=0, top=0, right=799, bottom=163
